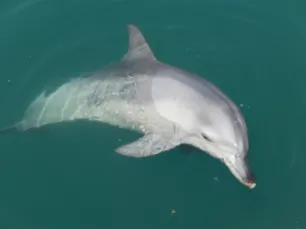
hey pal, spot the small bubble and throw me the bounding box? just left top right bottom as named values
left=240, top=104, right=244, bottom=107
left=171, top=209, right=176, bottom=215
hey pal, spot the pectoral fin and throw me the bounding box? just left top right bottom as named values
left=115, top=134, right=178, bottom=157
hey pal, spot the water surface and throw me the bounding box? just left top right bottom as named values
left=0, top=0, right=306, bottom=228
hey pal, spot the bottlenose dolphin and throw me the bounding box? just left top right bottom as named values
left=0, top=24, right=255, bottom=189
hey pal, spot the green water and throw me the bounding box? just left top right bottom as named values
left=0, top=0, right=306, bottom=228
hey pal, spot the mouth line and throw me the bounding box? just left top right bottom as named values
left=223, top=158, right=256, bottom=189
left=237, top=171, right=256, bottom=189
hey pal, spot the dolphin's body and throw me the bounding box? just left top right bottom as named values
left=1, top=24, right=255, bottom=188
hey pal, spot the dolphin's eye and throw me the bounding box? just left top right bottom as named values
left=201, top=133, right=212, bottom=142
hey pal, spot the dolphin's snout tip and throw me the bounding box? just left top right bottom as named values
left=246, top=182, right=256, bottom=189
left=224, top=157, right=256, bottom=189
left=244, top=170, right=256, bottom=189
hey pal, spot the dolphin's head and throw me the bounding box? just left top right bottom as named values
left=185, top=100, right=256, bottom=189
left=119, top=23, right=255, bottom=188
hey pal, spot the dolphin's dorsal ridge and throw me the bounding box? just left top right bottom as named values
left=123, top=24, right=156, bottom=62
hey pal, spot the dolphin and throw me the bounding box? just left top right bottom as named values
left=0, top=24, right=255, bottom=189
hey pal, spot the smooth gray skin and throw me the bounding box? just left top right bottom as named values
left=2, top=24, right=255, bottom=188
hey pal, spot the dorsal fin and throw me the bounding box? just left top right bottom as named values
left=122, top=24, right=156, bottom=61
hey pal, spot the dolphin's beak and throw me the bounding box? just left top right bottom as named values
left=223, top=156, right=256, bottom=189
